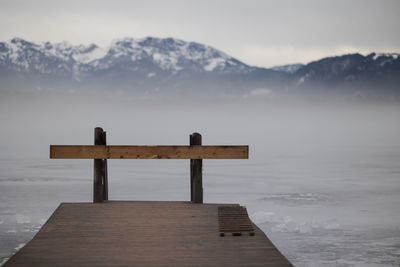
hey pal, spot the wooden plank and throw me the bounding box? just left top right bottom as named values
left=218, top=206, right=254, bottom=235
left=50, top=145, right=249, bottom=159
left=4, top=201, right=293, bottom=266
left=190, top=133, right=203, bottom=203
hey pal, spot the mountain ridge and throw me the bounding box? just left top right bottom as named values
left=1, top=37, right=399, bottom=98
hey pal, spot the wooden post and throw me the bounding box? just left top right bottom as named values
left=190, top=133, right=203, bottom=203
left=102, top=131, right=108, bottom=201
left=94, top=127, right=107, bottom=203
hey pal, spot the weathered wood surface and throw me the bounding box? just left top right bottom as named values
left=4, top=201, right=292, bottom=267
left=93, top=127, right=107, bottom=202
left=190, top=133, right=203, bottom=203
left=218, top=206, right=255, bottom=235
left=50, top=145, right=249, bottom=159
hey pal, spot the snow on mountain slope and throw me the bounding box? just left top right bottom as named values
left=271, top=63, right=304, bottom=74
left=0, top=37, right=253, bottom=81
left=1, top=37, right=399, bottom=98
left=372, top=52, right=399, bottom=61
left=93, top=37, right=253, bottom=74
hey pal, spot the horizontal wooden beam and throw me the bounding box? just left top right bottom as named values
left=50, top=145, right=248, bottom=159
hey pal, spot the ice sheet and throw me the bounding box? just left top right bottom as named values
left=0, top=95, right=399, bottom=266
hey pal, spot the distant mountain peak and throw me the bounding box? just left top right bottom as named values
left=10, top=37, right=31, bottom=45
left=104, top=36, right=249, bottom=73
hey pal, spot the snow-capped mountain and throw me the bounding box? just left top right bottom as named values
left=101, top=37, right=252, bottom=73
left=1, top=37, right=270, bottom=96
left=0, top=37, right=253, bottom=80
left=0, top=37, right=399, bottom=98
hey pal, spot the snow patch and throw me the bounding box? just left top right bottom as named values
left=250, top=89, right=272, bottom=96
left=251, top=211, right=340, bottom=234
left=152, top=52, right=180, bottom=71
left=296, top=76, right=305, bottom=86
left=16, top=214, right=30, bottom=224
left=373, top=53, right=400, bottom=61
left=14, top=243, right=26, bottom=251
left=272, top=63, right=304, bottom=74
left=204, top=58, right=226, bottom=71
left=72, top=46, right=107, bottom=64
left=147, top=72, right=156, bottom=78
left=0, top=258, right=9, bottom=266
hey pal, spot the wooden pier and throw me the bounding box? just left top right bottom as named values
left=4, top=201, right=292, bottom=266
left=4, top=129, right=293, bottom=266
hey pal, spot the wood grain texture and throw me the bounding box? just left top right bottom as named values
left=102, top=132, right=108, bottom=201
left=50, top=145, right=249, bottom=159
left=93, top=127, right=107, bottom=203
left=190, top=133, right=203, bottom=203
left=218, top=206, right=254, bottom=234
left=4, top=201, right=292, bottom=267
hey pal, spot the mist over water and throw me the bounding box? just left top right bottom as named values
left=1, top=92, right=400, bottom=266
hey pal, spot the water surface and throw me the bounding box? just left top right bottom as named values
left=1, top=95, right=399, bottom=266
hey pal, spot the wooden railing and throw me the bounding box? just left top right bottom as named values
left=50, top=127, right=249, bottom=203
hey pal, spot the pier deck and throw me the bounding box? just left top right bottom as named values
left=4, top=201, right=292, bottom=266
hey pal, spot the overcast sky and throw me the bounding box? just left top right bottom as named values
left=0, top=0, right=399, bottom=67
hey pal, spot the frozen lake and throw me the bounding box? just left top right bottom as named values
left=1, top=94, right=400, bottom=266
